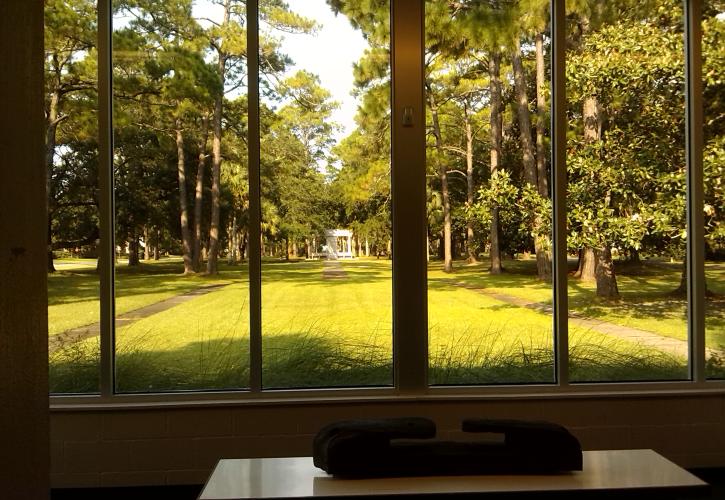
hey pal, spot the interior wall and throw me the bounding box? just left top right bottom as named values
left=0, top=1, right=49, bottom=498
left=50, top=394, right=725, bottom=488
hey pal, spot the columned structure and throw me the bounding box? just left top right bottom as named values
left=324, top=229, right=354, bottom=259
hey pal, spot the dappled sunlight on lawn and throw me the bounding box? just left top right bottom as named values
left=49, top=257, right=722, bottom=392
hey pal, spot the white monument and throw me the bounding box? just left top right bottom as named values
left=323, top=229, right=354, bottom=260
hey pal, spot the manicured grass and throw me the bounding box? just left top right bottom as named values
left=439, top=258, right=725, bottom=350
left=48, top=258, right=233, bottom=336
left=48, top=256, right=723, bottom=393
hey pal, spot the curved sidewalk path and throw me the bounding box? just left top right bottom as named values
left=49, top=282, right=229, bottom=355
left=439, top=278, right=722, bottom=360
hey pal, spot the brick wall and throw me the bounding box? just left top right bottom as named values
left=50, top=393, right=725, bottom=488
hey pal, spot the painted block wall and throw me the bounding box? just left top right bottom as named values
left=50, top=394, right=725, bottom=487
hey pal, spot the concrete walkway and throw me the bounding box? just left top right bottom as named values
left=49, top=282, right=229, bottom=354
left=322, top=260, right=347, bottom=280
left=439, top=278, right=721, bottom=359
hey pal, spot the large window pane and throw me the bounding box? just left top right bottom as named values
left=566, top=1, right=688, bottom=382
left=260, top=0, right=392, bottom=388
left=112, top=1, right=249, bottom=392
left=46, top=0, right=100, bottom=394
left=704, top=2, right=725, bottom=379
left=425, top=1, right=555, bottom=385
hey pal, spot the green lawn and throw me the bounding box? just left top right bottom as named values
left=48, top=258, right=232, bottom=336
left=443, top=259, right=725, bottom=346
left=48, top=256, right=724, bottom=393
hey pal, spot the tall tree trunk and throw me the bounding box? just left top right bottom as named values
left=143, top=226, right=150, bottom=260
left=673, top=260, right=687, bottom=296
left=154, top=228, right=160, bottom=260
left=464, top=105, right=477, bottom=264
left=489, top=51, right=503, bottom=275
left=535, top=32, right=549, bottom=197
left=207, top=80, right=223, bottom=274
left=513, top=39, right=550, bottom=281
left=193, top=113, right=209, bottom=272
left=46, top=90, right=61, bottom=273
left=512, top=39, right=538, bottom=191
left=595, top=246, right=620, bottom=299
left=429, top=92, right=452, bottom=273
left=426, top=232, right=431, bottom=262
left=207, top=1, right=230, bottom=275
left=577, top=96, right=601, bottom=281
left=534, top=32, right=553, bottom=281
left=176, top=125, right=194, bottom=274
left=575, top=247, right=597, bottom=280
left=128, top=233, right=140, bottom=266
left=582, top=93, right=618, bottom=300
left=228, top=214, right=237, bottom=265
left=47, top=216, right=56, bottom=273
left=240, top=231, right=248, bottom=260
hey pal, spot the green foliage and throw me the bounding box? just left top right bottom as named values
left=566, top=14, right=688, bottom=257
left=471, top=170, right=551, bottom=256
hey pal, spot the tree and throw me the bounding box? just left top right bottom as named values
left=204, top=0, right=316, bottom=273
left=44, top=0, right=97, bottom=271
left=262, top=72, right=339, bottom=258
left=116, top=0, right=219, bottom=273
left=567, top=5, right=687, bottom=298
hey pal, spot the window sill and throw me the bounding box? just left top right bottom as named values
left=49, top=380, right=725, bottom=412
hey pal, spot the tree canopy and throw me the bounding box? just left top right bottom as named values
left=45, top=0, right=724, bottom=298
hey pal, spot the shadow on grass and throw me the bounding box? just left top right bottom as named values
left=49, top=332, right=392, bottom=393
left=50, top=329, right=712, bottom=394
left=432, top=258, right=725, bottom=347
left=48, top=261, right=243, bottom=307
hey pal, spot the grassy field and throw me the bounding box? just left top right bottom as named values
left=48, top=256, right=724, bottom=393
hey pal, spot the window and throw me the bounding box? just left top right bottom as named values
left=260, top=0, right=392, bottom=389
left=46, top=0, right=100, bottom=393
left=48, top=0, right=724, bottom=398
left=566, top=1, right=689, bottom=382
left=425, top=0, right=555, bottom=385
left=704, top=0, right=725, bottom=379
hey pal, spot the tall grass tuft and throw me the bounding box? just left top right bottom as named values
left=50, top=326, right=691, bottom=393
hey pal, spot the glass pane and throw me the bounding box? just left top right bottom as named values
left=260, top=0, right=393, bottom=388
left=112, top=1, right=249, bottom=392
left=46, top=0, right=100, bottom=394
left=704, top=2, right=725, bottom=379
left=426, top=1, right=555, bottom=385
left=566, top=1, right=688, bottom=382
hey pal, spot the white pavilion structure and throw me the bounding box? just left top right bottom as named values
left=317, top=229, right=354, bottom=259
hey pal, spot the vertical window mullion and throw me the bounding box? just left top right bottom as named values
left=551, top=0, right=569, bottom=387
left=98, top=0, right=115, bottom=397
left=391, top=0, right=427, bottom=392
left=247, top=0, right=262, bottom=393
left=685, top=0, right=705, bottom=383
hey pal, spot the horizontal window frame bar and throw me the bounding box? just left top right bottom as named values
left=50, top=379, right=725, bottom=410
